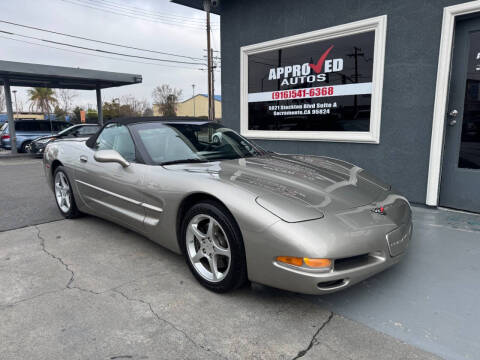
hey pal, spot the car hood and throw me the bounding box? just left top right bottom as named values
left=33, top=135, right=58, bottom=142
left=169, top=154, right=391, bottom=222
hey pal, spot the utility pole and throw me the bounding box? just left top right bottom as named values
left=192, top=84, right=196, bottom=117
left=347, top=47, right=364, bottom=112
left=211, top=48, right=215, bottom=120
left=203, top=0, right=213, bottom=121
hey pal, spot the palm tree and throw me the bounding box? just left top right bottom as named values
left=28, top=87, right=58, bottom=114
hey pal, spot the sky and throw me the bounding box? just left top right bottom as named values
left=0, top=0, right=220, bottom=111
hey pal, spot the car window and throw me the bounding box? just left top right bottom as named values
left=52, top=122, right=69, bottom=132
left=15, top=121, right=38, bottom=132
left=58, top=125, right=77, bottom=136
left=131, top=122, right=265, bottom=165
left=78, top=125, right=99, bottom=135
left=38, top=121, right=52, bottom=132
left=1, top=123, right=7, bottom=132
left=95, top=124, right=136, bottom=162
left=136, top=126, right=197, bottom=164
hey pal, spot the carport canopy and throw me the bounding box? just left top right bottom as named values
left=0, top=60, right=142, bottom=153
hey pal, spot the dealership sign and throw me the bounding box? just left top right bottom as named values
left=245, top=30, right=376, bottom=134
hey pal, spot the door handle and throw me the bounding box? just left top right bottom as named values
left=80, top=155, right=88, bottom=163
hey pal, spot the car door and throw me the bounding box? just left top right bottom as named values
left=74, top=123, right=146, bottom=232
left=440, top=16, right=480, bottom=213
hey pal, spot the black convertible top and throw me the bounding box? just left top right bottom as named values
left=106, top=116, right=213, bottom=126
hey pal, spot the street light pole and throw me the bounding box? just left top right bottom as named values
left=192, top=84, right=196, bottom=117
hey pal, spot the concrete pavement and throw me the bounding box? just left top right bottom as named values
left=4, top=157, right=479, bottom=359
left=0, top=217, right=440, bottom=360
left=303, top=207, right=480, bottom=360
left=0, top=157, right=62, bottom=231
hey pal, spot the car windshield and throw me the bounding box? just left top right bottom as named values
left=57, top=125, right=77, bottom=136
left=130, top=122, right=266, bottom=165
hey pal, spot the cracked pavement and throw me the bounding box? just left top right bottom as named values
left=0, top=216, right=441, bottom=360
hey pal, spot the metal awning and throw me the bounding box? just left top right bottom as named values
left=0, top=60, right=142, bottom=90
left=1, top=60, right=143, bottom=153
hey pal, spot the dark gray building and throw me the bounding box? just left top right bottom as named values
left=174, top=0, right=480, bottom=213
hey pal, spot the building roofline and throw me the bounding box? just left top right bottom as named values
left=170, top=0, right=221, bottom=15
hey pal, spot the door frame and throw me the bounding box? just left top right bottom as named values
left=427, top=0, right=480, bottom=206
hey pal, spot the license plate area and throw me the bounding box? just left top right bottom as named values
left=386, top=223, right=412, bottom=257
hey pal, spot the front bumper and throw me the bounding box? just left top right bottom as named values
left=270, top=236, right=410, bottom=294
left=28, top=143, right=46, bottom=156
left=244, top=196, right=412, bottom=295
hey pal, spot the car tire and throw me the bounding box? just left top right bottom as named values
left=20, top=141, right=31, bottom=153
left=53, top=166, right=81, bottom=219
left=180, top=200, right=248, bottom=293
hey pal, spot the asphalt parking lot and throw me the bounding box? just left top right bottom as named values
left=1, top=157, right=479, bottom=359
left=0, top=156, right=63, bottom=231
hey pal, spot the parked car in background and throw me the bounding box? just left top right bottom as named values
left=0, top=120, right=70, bottom=152
left=28, top=123, right=100, bottom=157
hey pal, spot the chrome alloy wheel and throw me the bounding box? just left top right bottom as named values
left=54, top=171, right=71, bottom=213
left=186, top=214, right=231, bottom=282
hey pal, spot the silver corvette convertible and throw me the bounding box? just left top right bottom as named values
left=44, top=118, right=412, bottom=294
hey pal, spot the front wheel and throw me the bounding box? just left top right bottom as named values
left=53, top=166, right=81, bottom=219
left=181, top=201, right=247, bottom=293
left=20, top=141, right=31, bottom=153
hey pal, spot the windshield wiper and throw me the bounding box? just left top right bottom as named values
left=161, top=158, right=210, bottom=166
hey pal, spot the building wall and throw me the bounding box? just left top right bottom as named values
left=220, top=0, right=469, bottom=204
left=176, top=95, right=222, bottom=119
left=153, top=95, right=222, bottom=119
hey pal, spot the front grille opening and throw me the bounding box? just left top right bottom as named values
left=317, top=279, right=345, bottom=289
left=334, top=253, right=370, bottom=271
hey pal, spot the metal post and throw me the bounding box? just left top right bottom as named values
left=12, top=90, right=18, bottom=116
left=192, top=84, right=196, bottom=117
left=96, top=86, right=103, bottom=126
left=3, top=78, right=17, bottom=154
left=211, top=48, right=216, bottom=121
left=204, top=0, right=213, bottom=121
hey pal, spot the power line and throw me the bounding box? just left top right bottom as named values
left=77, top=0, right=211, bottom=25
left=0, top=29, right=206, bottom=66
left=86, top=0, right=218, bottom=24
left=0, top=34, right=207, bottom=71
left=0, top=19, right=204, bottom=61
left=61, top=0, right=219, bottom=30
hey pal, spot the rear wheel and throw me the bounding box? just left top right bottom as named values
left=53, top=166, right=80, bottom=218
left=181, top=201, right=247, bottom=293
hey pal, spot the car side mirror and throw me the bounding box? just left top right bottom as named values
left=94, top=149, right=130, bottom=167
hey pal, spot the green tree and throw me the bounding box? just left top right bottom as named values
left=102, top=101, right=121, bottom=120
left=86, top=108, right=98, bottom=123
left=72, top=106, right=83, bottom=124
left=54, top=105, right=67, bottom=121
left=152, top=84, right=182, bottom=117
left=28, top=87, right=57, bottom=114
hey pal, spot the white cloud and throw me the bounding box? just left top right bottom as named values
left=0, top=0, right=221, bottom=110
